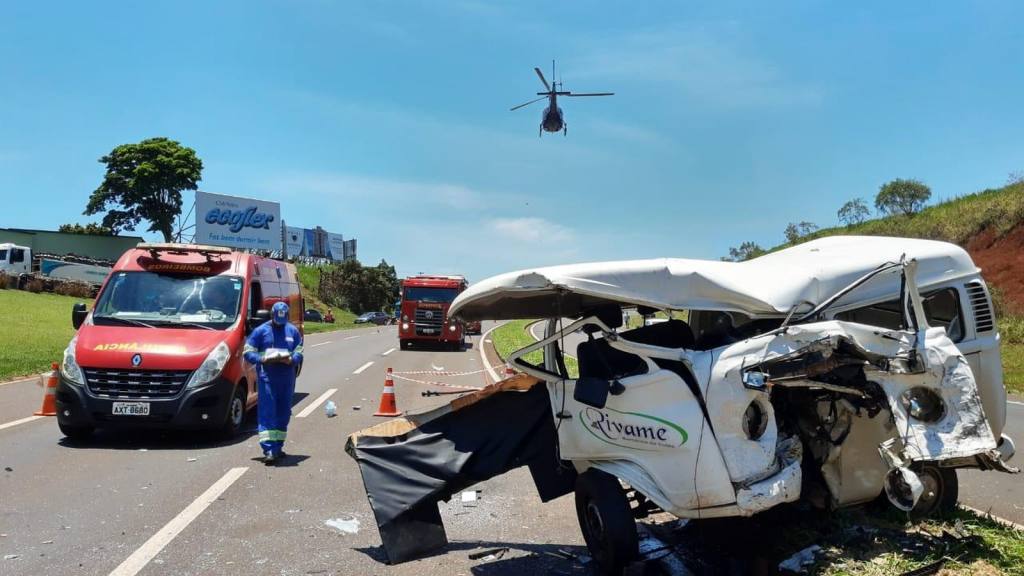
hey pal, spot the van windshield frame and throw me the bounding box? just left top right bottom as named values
left=92, top=271, right=245, bottom=330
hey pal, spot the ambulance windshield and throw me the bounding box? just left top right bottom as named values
left=93, top=272, right=244, bottom=329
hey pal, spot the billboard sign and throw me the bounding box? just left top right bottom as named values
left=195, top=191, right=281, bottom=250
left=285, top=226, right=307, bottom=257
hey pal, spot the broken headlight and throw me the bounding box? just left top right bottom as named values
left=742, top=399, right=769, bottom=440
left=900, top=387, right=946, bottom=423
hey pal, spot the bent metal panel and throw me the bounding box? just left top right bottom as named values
left=195, top=191, right=282, bottom=251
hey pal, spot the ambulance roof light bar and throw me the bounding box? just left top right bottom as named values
left=137, top=242, right=232, bottom=261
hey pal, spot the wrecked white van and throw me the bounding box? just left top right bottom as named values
left=345, top=236, right=1017, bottom=573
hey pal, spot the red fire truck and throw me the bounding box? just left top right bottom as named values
left=398, top=275, right=479, bottom=350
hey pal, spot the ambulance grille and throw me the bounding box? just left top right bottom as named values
left=84, top=368, right=192, bottom=399
left=965, top=281, right=994, bottom=333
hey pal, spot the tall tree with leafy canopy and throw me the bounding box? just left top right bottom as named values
left=85, top=138, right=203, bottom=241
left=875, top=178, right=931, bottom=216
left=837, top=198, right=870, bottom=226
left=58, top=222, right=114, bottom=235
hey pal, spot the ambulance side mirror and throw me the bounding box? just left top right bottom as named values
left=72, top=302, right=88, bottom=330
left=248, top=309, right=270, bottom=332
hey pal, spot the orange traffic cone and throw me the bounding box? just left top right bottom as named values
left=34, top=363, right=59, bottom=416
left=373, top=368, right=402, bottom=417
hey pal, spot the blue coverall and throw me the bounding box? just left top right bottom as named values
left=244, top=321, right=303, bottom=457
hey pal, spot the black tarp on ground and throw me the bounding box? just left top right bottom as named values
left=345, top=383, right=576, bottom=564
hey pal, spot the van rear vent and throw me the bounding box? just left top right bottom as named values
left=965, top=281, right=994, bottom=333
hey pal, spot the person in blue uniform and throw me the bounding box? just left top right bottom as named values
left=244, top=301, right=303, bottom=464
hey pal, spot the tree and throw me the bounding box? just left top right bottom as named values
left=317, top=259, right=399, bottom=313
left=784, top=221, right=818, bottom=243
left=721, top=241, right=766, bottom=262
left=1008, top=171, right=1024, bottom=186
left=837, top=198, right=870, bottom=226
left=58, top=222, right=114, bottom=235
left=874, top=178, right=931, bottom=216
left=85, top=137, right=203, bottom=241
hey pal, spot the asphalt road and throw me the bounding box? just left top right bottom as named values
left=0, top=324, right=587, bottom=576
left=1, top=320, right=1020, bottom=576
left=527, top=319, right=1024, bottom=525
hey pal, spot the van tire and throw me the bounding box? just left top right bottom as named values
left=59, top=422, right=94, bottom=441
left=220, top=385, right=247, bottom=438
left=575, top=468, right=639, bottom=575
left=910, top=464, right=958, bottom=519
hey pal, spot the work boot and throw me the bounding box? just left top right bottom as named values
left=263, top=452, right=277, bottom=465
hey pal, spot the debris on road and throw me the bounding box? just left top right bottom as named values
left=186, top=457, right=197, bottom=462
left=468, top=547, right=508, bottom=561
left=461, top=490, right=478, bottom=503
left=4, top=554, right=19, bottom=560
left=351, top=405, right=361, bottom=411
left=778, top=544, right=822, bottom=574
left=325, top=400, right=337, bottom=417
left=325, top=517, right=360, bottom=534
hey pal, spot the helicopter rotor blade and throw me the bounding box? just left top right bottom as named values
left=566, top=92, right=615, bottom=97
left=510, top=96, right=547, bottom=111
left=534, top=67, right=551, bottom=91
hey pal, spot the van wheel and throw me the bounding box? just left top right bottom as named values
left=575, top=469, right=639, bottom=575
left=58, top=422, right=94, bottom=441
left=910, top=464, right=958, bottom=519
left=220, top=385, right=247, bottom=438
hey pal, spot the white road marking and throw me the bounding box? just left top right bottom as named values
left=344, top=335, right=361, bottom=340
left=295, top=388, right=338, bottom=418
left=479, top=323, right=501, bottom=383
left=1008, top=400, right=1024, bottom=408
left=381, top=348, right=396, bottom=356
left=309, top=341, right=332, bottom=348
left=108, top=467, right=248, bottom=576
left=353, top=361, right=374, bottom=375
left=0, top=415, right=45, bottom=431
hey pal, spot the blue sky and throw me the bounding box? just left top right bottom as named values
left=2, top=1, right=1022, bottom=280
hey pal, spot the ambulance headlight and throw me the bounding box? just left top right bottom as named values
left=61, top=335, right=84, bottom=386
left=187, top=342, right=231, bottom=389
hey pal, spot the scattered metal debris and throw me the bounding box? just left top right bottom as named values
left=468, top=547, right=509, bottom=561
left=324, top=517, right=360, bottom=534
left=778, top=544, right=822, bottom=574
left=899, top=558, right=946, bottom=576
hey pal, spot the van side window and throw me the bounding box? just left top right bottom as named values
left=835, top=288, right=964, bottom=342
left=11, top=248, right=25, bottom=263
left=250, top=282, right=263, bottom=317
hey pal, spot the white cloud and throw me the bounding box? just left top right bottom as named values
left=489, top=216, right=575, bottom=244
left=265, top=172, right=486, bottom=211
left=570, top=24, right=822, bottom=109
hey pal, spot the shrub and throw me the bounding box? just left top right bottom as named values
left=999, top=316, right=1024, bottom=344
left=23, top=277, right=45, bottom=293
left=54, top=281, right=93, bottom=298
left=0, top=271, right=8, bottom=289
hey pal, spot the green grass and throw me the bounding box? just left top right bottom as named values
left=1003, top=344, right=1024, bottom=395
left=816, top=507, right=1024, bottom=576
left=0, top=290, right=85, bottom=380
left=779, top=183, right=1024, bottom=250
left=491, top=319, right=579, bottom=377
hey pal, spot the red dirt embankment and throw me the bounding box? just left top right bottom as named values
left=967, top=224, right=1024, bottom=315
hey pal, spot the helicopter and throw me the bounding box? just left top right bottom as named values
left=510, top=61, right=613, bottom=137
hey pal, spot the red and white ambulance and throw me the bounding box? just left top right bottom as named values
left=56, top=243, right=303, bottom=440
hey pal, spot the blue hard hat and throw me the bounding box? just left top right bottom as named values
left=272, top=302, right=289, bottom=325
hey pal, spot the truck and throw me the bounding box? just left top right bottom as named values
left=0, top=243, right=113, bottom=288
left=398, top=275, right=477, bottom=350
left=56, top=242, right=304, bottom=440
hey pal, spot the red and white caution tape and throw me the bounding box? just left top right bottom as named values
left=391, top=367, right=491, bottom=377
